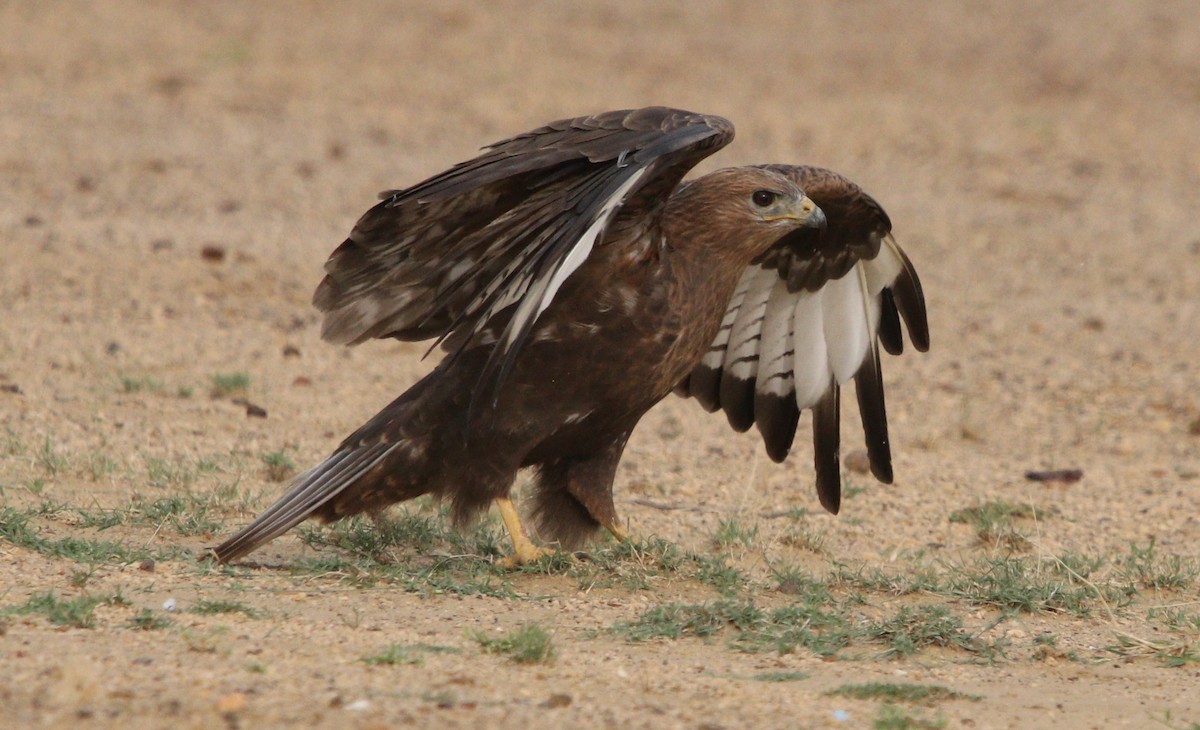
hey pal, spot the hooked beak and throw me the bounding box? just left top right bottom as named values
left=764, top=195, right=826, bottom=229
left=801, top=195, right=827, bottom=229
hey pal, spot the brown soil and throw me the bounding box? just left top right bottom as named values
left=3, top=2, right=1200, bottom=728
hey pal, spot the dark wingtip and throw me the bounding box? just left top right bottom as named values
left=854, top=349, right=894, bottom=486
left=755, top=391, right=800, bottom=464
left=812, top=387, right=842, bottom=516
left=878, top=289, right=904, bottom=356
left=891, top=248, right=930, bottom=353
left=818, top=486, right=841, bottom=515
left=688, top=365, right=723, bottom=413
left=719, top=373, right=756, bottom=433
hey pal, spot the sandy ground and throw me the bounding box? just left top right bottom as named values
left=3, top=1, right=1200, bottom=728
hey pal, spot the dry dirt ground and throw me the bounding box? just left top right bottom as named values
left=3, top=2, right=1200, bottom=728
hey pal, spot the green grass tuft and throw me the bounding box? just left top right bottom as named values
left=210, top=372, right=251, bottom=397
left=749, top=670, right=809, bottom=682
left=191, top=599, right=261, bottom=618
left=363, top=642, right=460, bottom=666
left=470, top=623, right=555, bottom=664
left=6, top=592, right=128, bottom=629
left=864, top=605, right=983, bottom=659
left=127, top=608, right=173, bottom=630
left=829, top=682, right=980, bottom=705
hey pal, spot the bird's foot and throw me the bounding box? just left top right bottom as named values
left=498, top=543, right=562, bottom=569
left=495, top=496, right=563, bottom=569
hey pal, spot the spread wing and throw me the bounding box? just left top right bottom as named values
left=313, top=107, right=734, bottom=398
left=677, top=165, right=929, bottom=514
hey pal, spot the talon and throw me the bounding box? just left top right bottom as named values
left=498, top=544, right=560, bottom=569
left=606, top=523, right=630, bottom=543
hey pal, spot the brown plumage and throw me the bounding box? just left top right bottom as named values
left=212, top=107, right=928, bottom=565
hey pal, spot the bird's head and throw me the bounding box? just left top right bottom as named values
left=667, top=166, right=827, bottom=266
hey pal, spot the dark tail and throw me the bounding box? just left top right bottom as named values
left=211, top=373, right=443, bottom=563
left=212, top=441, right=398, bottom=563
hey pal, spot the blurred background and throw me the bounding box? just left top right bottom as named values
left=3, top=2, right=1200, bottom=726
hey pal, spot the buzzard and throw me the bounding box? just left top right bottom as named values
left=213, top=107, right=928, bottom=566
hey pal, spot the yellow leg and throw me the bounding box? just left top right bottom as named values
left=495, top=497, right=557, bottom=568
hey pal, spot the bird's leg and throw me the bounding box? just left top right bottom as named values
left=495, top=496, right=557, bottom=567
left=565, top=437, right=635, bottom=545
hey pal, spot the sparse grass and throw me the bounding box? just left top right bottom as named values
left=1106, top=632, right=1200, bottom=667
left=874, top=703, right=948, bottom=730
left=261, top=449, right=297, bottom=482
left=299, top=506, right=503, bottom=564
left=941, top=554, right=1114, bottom=615
left=470, top=623, right=555, bottom=664
left=119, top=374, right=163, bottom=393
left=83, top=451, right=120, bottom=481
left=749, top=670, right=808, bottom=682
left=6, top=591, right=128, bottom=629
left=1117, top=538, right=1200, bottom=591
left=829, top=562, right=945, bottom=596
left=693, top=554, right=747, bottom=596
left=0, top=504, right=167, bottom=564
left=132, top=492, right=223, bottom=535
left=779, top=524, right=828, bottom=553
left=290, top=509, right=519, bottom=597
left=127, top=608, right=173, bottom=630
left=1149, top=607, right=1200, bottom=632
left=35, top=435, right=68, bottom=475
left=616, top=599, right=766, bottom=642
left=210, top=371, right=251, bottom=397
left=949, top=501, right=1045, bottom=527
left=771, top=564, right=833, bottom=602
left=73, top=484, right=243, bottom=537
left=144, top=454, right=199, bottom=488
left=713, top=516, right=758, bottom=548
left=180, top=626, right=228, bottom=654
left=191, top=599, right=261, bottom=618
left=613, top=597, right=855, bottom=657
left=949, top=500, right=1046, bottom=551
left=2, top=425, right=24, bottom=456
left=863, top=605, right=984, bottom=659
left=569, top=536, right=687, bottom=592
left=363, top=643, right=460, bottom=666
left=828, top=682, right=980, bottom=705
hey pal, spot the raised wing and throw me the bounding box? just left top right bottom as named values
left=313, top=107, right=734, bottom=398
left=677, top=165, right=929, bottom=514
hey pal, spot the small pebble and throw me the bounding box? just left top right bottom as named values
left=201, top=245, right=226, bottom=263
left=843, top=449, right=871, bottom=475
left=1025, top=469, right=1083, bottom=483
left=541, top=693, right=571, bottom=709
left=162, top=598, right=176, bottom=612
left=245, top=403, right=268, bottom=418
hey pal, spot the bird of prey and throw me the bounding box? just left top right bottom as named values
left=213, top=107, right=928, bottom=566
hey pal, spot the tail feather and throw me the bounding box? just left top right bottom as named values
left=212, top=442, right=395, bottom=563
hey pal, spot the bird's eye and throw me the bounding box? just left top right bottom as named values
left=751, top=190, right=778, bottom=208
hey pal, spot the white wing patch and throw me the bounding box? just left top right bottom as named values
left=504, top=166, right=649, bottom=348
left=721, top=266, right=777, bottom=381
left=706, top=246, right=908, bottom=416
